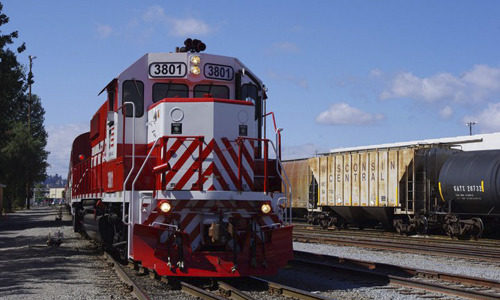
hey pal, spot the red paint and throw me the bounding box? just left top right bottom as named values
left=133, top=223, right=293, bottom=277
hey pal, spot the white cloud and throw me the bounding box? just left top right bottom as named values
left=142, top=5, right=166, bottom=22
left=439, top=105, right=453, bottom=119
left=381, top=65, right=500, bottom=103
left=463, top=103, right=500, bottom=133
left=370, top=69, right=383, bottom=78
left=169, top=17, right=210, bottom=36
left=46, top=123, right=88, bottom=175
left=140, top=6, right=211, bottom=37
left=96, top=24, right=113, bottom=39
left=316, top=103, right=384, bottom=125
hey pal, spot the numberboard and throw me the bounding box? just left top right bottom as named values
left=204, top=63, right=234, bottom=81
left=149, top=62, right=187, bottom=78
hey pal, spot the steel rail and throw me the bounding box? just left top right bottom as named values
left=294, top=250, right=500, bottom=289
left=248, top=276, right=332, bottom=300
left=293, top=230, right=500, bottom=261
left=217, top=281, right=255, bottom=300
left=180, top=281, right=227, bottom=300
left=293, top=223, right=500, bottom=247
left=103, top=252, right=151, bottom=300
left=292, top=252, right=500, bottom=300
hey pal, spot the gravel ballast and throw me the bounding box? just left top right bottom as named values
left=0, top=206, right=134, bottom=300
left=294, top=241, right=500, bottom=281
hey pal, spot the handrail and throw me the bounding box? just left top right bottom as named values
left=236, top=136, right=292, bottom=225
left=117, top=101, right=135, bottom=225
left=155, top=135, right=204, bottom=191
left=132, top=137, right=160, bottom=224
left=263, top=111, right=281, bottom=159
left=268, top=138, right=293, bottom=225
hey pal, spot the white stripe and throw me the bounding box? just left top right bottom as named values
left=213, top=157, right=236, bottom=190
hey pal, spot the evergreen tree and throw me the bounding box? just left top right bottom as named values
left=0, top=2, right=48, bottom=211
left=0, top=2, right=26, bottom=151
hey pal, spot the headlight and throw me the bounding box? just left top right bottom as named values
left=261, top=203, right=271, bottom=214
left=190, top=55, right=201, bottom=65
left=190, top=66, right=201, bottom=75
left=158, top=201, right=171, bottom=213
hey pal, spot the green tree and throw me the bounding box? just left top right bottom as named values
left=2, top=123, right=48, bottom=210
left=0, top=2, right=48, bottom=211
left=0, top=2, right=26, bottom=151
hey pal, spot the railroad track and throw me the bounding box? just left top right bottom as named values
left=294, top=222, right=500, bottom=246
left=293, top=225, right=500, bottom=262
left=293, top=250, right=500, bottom=300
left=103, top=252, right=331, bottom=300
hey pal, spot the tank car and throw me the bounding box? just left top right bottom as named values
left=284, top=142, right=500, bottom=238
left=67, top=39, right=293, bottom=277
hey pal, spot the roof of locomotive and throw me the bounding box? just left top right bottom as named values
left=99, top=51, right=263, bottom=92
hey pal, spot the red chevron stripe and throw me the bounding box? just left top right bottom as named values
left=180, top=213, right=196, bottom=230
left=189, top=223, right=201, bottom=246
left=212, top=164, right=229, bottom=190
left=213, top=142, right=239, bottom=188
left=164, top=140, right=200, bottom=186
left=143, top=211, right=160, bottom=225
left=174, top=139, right=211, bottom=189
left=221, top=138, right=254, bottom=190
left=156, top=138, right=185, bottom=189
left=240, top=140, right=255, bottom=170
left=163, top=137, right=185, bottom=162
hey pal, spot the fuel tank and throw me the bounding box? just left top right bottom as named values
left=438, top=150, right=500, bottom=215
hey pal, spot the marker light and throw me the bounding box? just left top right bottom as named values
left=261, top=203, right=272, bottom=214
left=78, top=154, right=85, bottom=161
left=190, top=66, right=201, bottom=75
left=158, top=201, right=171, bottom=213
left=190, top=55, right=201, bottom=65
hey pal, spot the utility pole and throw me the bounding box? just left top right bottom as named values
left=26, top=55, right=36, bottom=210
left=466, top=121, right=477, bottom=136
left=28, top=55, right=36, bottom=133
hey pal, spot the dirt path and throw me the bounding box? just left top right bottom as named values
left=0, top=206, right=134, bottom=300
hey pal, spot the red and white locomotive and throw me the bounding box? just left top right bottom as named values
left=67, top=39, right=293, bottom=277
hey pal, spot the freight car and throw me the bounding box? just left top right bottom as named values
left=67, top=39, right=293, bottom=277
left=284, top=140, right=500, bottom=238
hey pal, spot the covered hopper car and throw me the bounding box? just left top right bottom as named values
left=67, top=39, right=293, bottom=277
left=284, top=143, right=500, bottom=238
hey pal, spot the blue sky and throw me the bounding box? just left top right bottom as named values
left=2, top=1, right=500, bottom=175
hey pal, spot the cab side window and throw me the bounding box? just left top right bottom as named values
left=241, top=83, right=258, bottom=102
left=122, top=80, right=144, bottom=117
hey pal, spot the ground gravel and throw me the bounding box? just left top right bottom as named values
left=0, top=206, right=135, bottom=300
left=294, top=241, right=500, bottom=281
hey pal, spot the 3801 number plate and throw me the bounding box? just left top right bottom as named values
left=149, top=62, right=187, bottom=78
left=204, top=63, right=234, bottom=81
